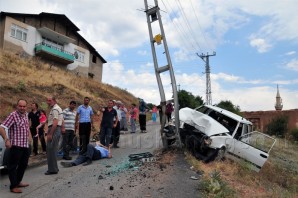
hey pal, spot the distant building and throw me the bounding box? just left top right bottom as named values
left=0, top=12, right=106, bottom=82
left=242, top=85, right=298, bottom=134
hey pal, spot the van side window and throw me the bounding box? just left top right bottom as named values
left=234, top=124, right=243, bottom=139
left=243, top=124, right=249, bottom=135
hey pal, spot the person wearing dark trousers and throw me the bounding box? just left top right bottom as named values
left=166, top=102, right=174, bottom=122
left=36, top=109, right=47, bottom=154
left=62, top=101, right=77, bottom=160
left=60, top=142, right=112, bottom=167
left=45, top=96, right=63, bottom=175
left=28, top=103, right=41, bottom=156
left=0, top=99, right=31, bottom=194
left=111, top=101, right=121, bottom=148
left=75, top=97, right=94, bottom=155
left=99, top=100, right=118, bottom=147
left=139, top=99, right=148, bottom=133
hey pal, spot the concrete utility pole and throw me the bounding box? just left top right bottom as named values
left=197, top=52, right=216, bottom=105
left=144, top=0, right=181, bottom=148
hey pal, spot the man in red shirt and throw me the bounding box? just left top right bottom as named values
left=0, top=99, right=30, bottom=193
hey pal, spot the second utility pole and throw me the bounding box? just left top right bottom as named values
left=197, top=52, right=216, bottom=105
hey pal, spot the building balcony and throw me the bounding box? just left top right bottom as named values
left=35, top=43, right=74, bottom=64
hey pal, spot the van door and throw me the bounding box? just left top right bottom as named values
left=0, top=125, right=9, bottom=170
left=228, top=131, right=276, bottom=172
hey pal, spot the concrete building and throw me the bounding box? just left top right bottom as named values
left=0, top=12, right=106, bottom=82
left=242, top=85, right=298, bottom=134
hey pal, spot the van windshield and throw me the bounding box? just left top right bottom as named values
left=196, top=107, right=238, bottom=135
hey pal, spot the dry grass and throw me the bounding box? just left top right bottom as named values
left=185, top=139, right=298, bottom=198
left=0, top=50, right=138, bottom=131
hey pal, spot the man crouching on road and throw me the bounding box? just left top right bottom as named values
left=0, top=99, right=30, bottom=193
left=60, top=142, right=112, bottom=167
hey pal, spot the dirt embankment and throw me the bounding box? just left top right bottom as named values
left=0, top=50, right=138, bottom=123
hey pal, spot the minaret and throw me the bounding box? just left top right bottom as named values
left=275, top=84, right=283, bottom=111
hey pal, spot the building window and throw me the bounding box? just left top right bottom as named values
left=11, top=24, right=28, bottom=42
left=74, top=50, right=85, bottom=63
left=92, top=55, right=97, bottom=63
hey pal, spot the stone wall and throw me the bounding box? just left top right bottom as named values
left=242, top=109, right=298, bottom=135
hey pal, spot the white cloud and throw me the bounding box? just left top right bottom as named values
left=285, top=58, right=298, bottom=71
left=212, top=73, right=241, bottom=82
left=249, top=38, right=272, bottom=53
left=137, top=50, right=148, bottom=56
left=285, top=51, right=296, bottom=56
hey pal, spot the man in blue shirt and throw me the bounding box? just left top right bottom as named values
left=60, top=142, right=112, bottom=167
left=75, top=97, right=94, bottom=154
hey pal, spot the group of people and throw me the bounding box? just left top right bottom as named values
left=0, top=96, right=170, bottom=194
left=0, top=97, right=111, bottom=193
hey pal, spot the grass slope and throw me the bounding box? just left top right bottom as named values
left=0, top=50, right=138, bottom=129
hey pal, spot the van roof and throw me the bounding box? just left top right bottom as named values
left=202, top=105, right=252, bottom=125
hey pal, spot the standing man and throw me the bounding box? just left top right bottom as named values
left=139, top=99, right=147, bottom=133
left=62, top=101, right=77, bottom=160
left=28, top=103, right=41, bottom=156
left=75, top=97, right=94, bottom=154
left=166, top=102, right=174, bottom=122
left=0, top=99, right=30, bottom=193
left=111, top=101, right=122, bottom=148
left=45, top=96, right=63, bottom=175
left=99, top=100, right=118, bottom=146
left=120, top=103, right=128, bottom=131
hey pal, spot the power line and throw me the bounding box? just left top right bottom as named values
left=175, top=0, right=203, bottom=52
left=161, top=0, right=197, bottom=53
left=189, top=0, right=213, bottom=52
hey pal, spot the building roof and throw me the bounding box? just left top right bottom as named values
left=0, top=11, right=107, bottom=63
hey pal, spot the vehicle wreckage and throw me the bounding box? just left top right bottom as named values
left=164, top=105, right=276, bottom=172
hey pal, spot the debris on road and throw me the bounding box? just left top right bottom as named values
left=128, top=152, right=154, bottom=161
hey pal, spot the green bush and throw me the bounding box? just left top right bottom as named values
left=290, top=128, right=298, bottom=141
left=266, top=115, right=288, bottom=137
left=16, top=80, right=26, bottom=92
left=198, top=170, right=235, bottom=197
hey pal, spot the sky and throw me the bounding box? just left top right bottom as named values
left=1, top=0, right=298, bottom=111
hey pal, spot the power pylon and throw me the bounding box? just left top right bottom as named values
left=197, top=52, right=216, bottom=105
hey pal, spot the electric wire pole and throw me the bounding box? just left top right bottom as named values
left=197, top=52, right=216, bottom=105
left=144, top=0, right=181, bottom=148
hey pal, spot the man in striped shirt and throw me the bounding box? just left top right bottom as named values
left=62, top=101, right=77, bottom=160
left=0, top=99, right=30, bottom=193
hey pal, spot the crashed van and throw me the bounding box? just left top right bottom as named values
left=173, top=105, right=276, bottom=172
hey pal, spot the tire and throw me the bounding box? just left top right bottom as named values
left=215, top=147, right=226, bottom=161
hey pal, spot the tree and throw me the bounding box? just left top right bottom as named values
left=178, top=89, right=203, bottom=109
left=266, top=115, right=288, bottom=137
left=215, top=100, right=242, bottom=116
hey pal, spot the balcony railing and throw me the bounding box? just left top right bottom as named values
left=35, top=43, right=74, bottom=64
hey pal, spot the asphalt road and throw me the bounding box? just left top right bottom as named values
left=0, top=121, right=200, bottom=198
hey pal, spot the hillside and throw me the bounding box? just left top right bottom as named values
left=0, top=50, right=138, bottom=128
